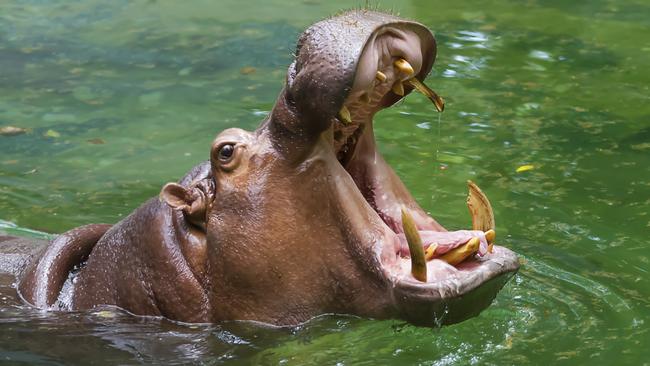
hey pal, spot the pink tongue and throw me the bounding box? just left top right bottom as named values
left=396, top=230, right=489, bottom=257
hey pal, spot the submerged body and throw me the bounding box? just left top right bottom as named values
left=4, top=10, right=519, bottom=327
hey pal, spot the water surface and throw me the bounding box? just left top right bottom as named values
left=1, top=0, right=649, bottom=364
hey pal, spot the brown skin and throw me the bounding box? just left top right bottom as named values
left=11, top=10, right=519, bottom=327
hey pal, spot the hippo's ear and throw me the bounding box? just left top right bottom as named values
left=160, top=181, right=213, bottom=229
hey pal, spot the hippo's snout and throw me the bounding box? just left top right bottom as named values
left=268, top=10, right=519, bottom=325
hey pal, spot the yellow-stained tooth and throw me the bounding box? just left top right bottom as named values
left=486, top=229, right=495, bottom=253
left=485, top=229, right=496, bottom=244
left=375, top=70, right=387, bottom=82
left=438, top=237, right=480, bottom=266
left=392, top=81, right=405, bottom=96
left=425, top=243, right=438, bottom=261
left=401, top=207, right=427, bottom=282
left=467, top=181, right=495, bottom=232
left=338, top=105, right=352, bottom=124
left=467, top=182, right=496, bottom=254
left=406, top=78, right=445, bottom=113
left=394, top=58, right=415, bottom=76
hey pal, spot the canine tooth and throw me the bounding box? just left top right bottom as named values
left=439, top=237, right=480, bottom=266
left=375, top=70, right=387, bottom=82
left=394, top=58, right=415, bottom=77
left=466, top=181, right=495, bottom=232
left=425, top=243, right=438, bottom=261
left=467, top=182, right=495, bottom=253
left=401, top=207, right=427, bottom=282
left=338, top=105, right=352, bottom=124
left=392, top=81, right=405, bottom=96
left=405, top=78, right=445, bottom=112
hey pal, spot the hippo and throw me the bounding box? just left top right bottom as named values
left=1, top=10, right=519, bottom=327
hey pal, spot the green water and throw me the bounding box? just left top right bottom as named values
left=1, top=0, right=649, bottom=364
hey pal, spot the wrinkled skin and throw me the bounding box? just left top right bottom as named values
left=4, top=10, right=519, bottom=327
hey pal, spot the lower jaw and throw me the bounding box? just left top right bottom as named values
left=332, top=90, right=519, bottom=314
left=391, top=252, right=519, bottom=326
left=337, top=127, right=519, bottom=294
left=360, top=212, right=519, bottom=326
left=338, top=164, right=522, bottom=325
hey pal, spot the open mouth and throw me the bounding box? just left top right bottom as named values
left=329, top=27, right=519, bottom=325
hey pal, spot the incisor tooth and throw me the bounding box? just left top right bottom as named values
left=439, top=237, right=480, bottom=266
left=401, top=207, right=427, bottom=282
left=425, top=243, right=438, bottom=261
left=375, top=70, right=387, bottom=82
left=338, top=105, right=352, bottom=124
left=392, top=81, right=405, bottom=96
left=406, top=78, right=445, bottom=113
left=394, top=58, right=415, bottom=76
left=485, top=229, right=495, bottom=253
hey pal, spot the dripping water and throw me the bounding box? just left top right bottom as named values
left=436, top=112, right=442, bottom=161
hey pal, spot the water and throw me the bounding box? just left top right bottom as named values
left=1, top=0, right=649, bottom=364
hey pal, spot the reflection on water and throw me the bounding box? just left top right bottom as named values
left=1, top=0, right=649, bottom=364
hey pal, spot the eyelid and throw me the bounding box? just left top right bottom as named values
left=213, top=141, right=243, bottom=172
left=216, top=141, right=236, bottom=149
left=213, top=141, right=237, bottom=156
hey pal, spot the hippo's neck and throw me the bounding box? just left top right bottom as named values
left=68, top=195, right=210, bottom=322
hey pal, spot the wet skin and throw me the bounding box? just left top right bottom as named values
left=3, top=10, right=519, bottom=327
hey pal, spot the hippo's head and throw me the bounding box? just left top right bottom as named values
left=159, top=10, right=519, bottom=327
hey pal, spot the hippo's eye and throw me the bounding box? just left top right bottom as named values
left=218, top=144, right=235, bottom=162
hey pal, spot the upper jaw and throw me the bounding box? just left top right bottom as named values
left=279, top=10, right=437, bottom=137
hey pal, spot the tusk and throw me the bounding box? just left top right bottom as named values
left=394, top=58, right=415, bottom=77
left=467, top=181, right=495, bottom=253
left=425, top=243, right=438, bottom=261
left=439, top=237, right=480, bottom=266
left=405, top=78, right=445, bottom=113
left=375, top=70, right=387, bottom=82
left=401, top=207, right=427, bottom=282
left=338, top=105, right=352, bottom=124
left=467, top=181, right=495, bottom=232
left=392, top=81, right=405, bottom=96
